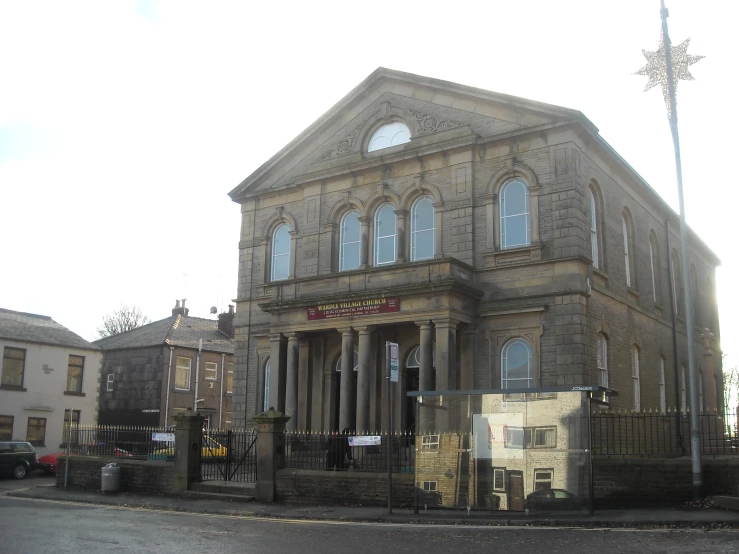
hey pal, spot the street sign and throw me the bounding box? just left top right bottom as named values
left=389, top=342, right=399, bottom=382
left=152, top=432, right=175, bottom=442
left=348, top=436, right=381, bottom=446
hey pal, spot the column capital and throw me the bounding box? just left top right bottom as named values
left=432, top=318, right=460, bottom=329
left=284, top=332, right=302, bottom=340
left=460, top=325, right=478, bottom=336
left=415, top=320, right=433, bottom=328
left=336, top=327, right=354, bottom=335
left=355, top=325, right=376, bottom=334
left=269, top=333, right=283, bottom=343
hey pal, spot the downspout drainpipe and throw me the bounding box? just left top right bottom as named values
left=666, top=217, right=684, bottom=451
left=165, top=346, right=174, bottom=427
left=219, top=352, right=226, bottom=428
left=194, top=339, right=202, bottom=412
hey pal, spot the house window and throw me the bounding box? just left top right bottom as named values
left=597, top=333, right=608, bottom=388
left=0, top=415, right=13, bottom=440
left=374, top=203, right=397, bottom=265
left=226, top=366, right=233, bottom=394
left=421, top=434, right=439, bottom=450
left=632, top=346, right=641, bottom=411
left=659, top=357, right=666, bottom=414
left=271, top=223, right=291, bottom=281
left=506, top=427, right=524, bottom=449
left=367, top=121, right=411, bottom=152
left=532, top=427, right=556, bottom=448
left=423, top=481, right=438, bottom=492
left=493, top=468, right=505, bottom=491
left=205, top=361, right=218, bottom=381
left=534, top=469, right=553, bottom=491
left=649, top=233, right=660, bottom=303
left=622, top=214, right=633, bottom=287
left=501, top=338, right=533, bottom=389
left=589, top=189, right=599, bottom=269
left=66, top=355, right=84, bottom=393
left=62, top=409, right=80, bottom=446
left=680, top=364, right=687, bottom=413
left=411, top=196, right=435, bottom=261
left=2, top=347, right=26, bottom=387
left=500, top=178, right=530, bottom=249
left=671, top=249, right=683, bottom=316
left=26, top=417, right=46, bottom=446
left=175, top=357, right=192, bottom=390
left=339, top=210, right=361, bottom=271
left=225, top=411, right=232, bottom=429
left=106, top=373, right=114, bottom=392
left=263, top=359, right=270, bottom=412
left=335, top=351, right=359, bottom=372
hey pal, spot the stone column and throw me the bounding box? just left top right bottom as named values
left=459, top=325, right=477, bottom=390
left=359, top=216, right=370, bottom=269
left=297, top=338, right=311, bottom=429
left=172, top=410, right=206, bottom=492
left=416, top=321, right=434, bottom=391
left=434, top=319, right=458, bottom=391
left=395, top=209, right=408, bottom=263
left=356, top=326, right=374, bottom=432
left=253, top=408, right=290, bottom=503
left=284, top=333, right=300, bottom=431
left=338, top=327, right=355, bottom=431
left=269, top=333, right=286, bottom=412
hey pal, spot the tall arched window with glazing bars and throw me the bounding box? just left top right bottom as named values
left=374, top=203, right=397, bottom=265
left=411, top=196, right=435, bottom=261
left=500, top=178, right=530, bottom=249
left=339, top=210, right=361, bottom=271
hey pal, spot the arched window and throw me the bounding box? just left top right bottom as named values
left=589, top=189, right=599, bottom=269
left=271, top=224, right=291, bottom=281
left=339, top=210, right=361, bottom=271
left=690, top=265, right=700, bottom=326
left=632, top=346, right=641, bottom=411
left=500, top=178, right=530, bottom=249
left=649, top=232, right=660, bottom=303
left=622, top=214, right=634, bottom=287
left=367, top=121, right=411, bottom=152
left=670, top=249, right=683, bottom=316
left=597, top=333, right=608, bottom=388
left=374, top=203, right=397, bottom=265
left=263, top=359, right=271, bottom=412
left=406, top=345, right=435, bottom=367
left=659, top=357, right=666, bottom=414
left=411, top=196, right=435, bottom=261
left=501, top=338, right=533, bottom=389
left=335, top=351, right=359, bottom=372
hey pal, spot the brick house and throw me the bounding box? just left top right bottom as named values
left=95, top=301, right=235, bottom=429
left=0, top=308, right=102, bottom=455
left=227, top=68, right=721, bottom=432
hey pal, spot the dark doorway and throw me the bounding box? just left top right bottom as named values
left=509, top=472, right=525, bottom=511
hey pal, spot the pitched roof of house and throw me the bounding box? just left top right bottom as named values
left=93, top=315, right=233, bottom=354
left=0, top=308, right=99, bottom=350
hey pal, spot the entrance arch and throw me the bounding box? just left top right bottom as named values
left=404, top=345, right=435, bottom=432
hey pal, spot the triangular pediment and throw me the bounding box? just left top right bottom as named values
left=229, top=68, right=589, bottom=200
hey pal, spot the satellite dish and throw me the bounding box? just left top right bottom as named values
left=210, top=306, right=217, bottom=314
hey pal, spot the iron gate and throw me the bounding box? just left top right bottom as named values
left=198, top=429, right=257, bottom=482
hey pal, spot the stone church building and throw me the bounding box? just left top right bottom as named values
left=228, top=68, right=721, bottom=432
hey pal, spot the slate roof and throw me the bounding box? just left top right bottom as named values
left=93, top=315, right=233, bottom=354
left=0, top=308, right=99, bottom=350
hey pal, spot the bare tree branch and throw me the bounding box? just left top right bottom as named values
left=723, top=365, right=739, bottom=413
left=97, top=305, right=150, bottom=338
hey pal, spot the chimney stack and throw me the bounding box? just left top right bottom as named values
left=172, top=298, right=190, bottom=317
left=218, top=304, right=235, bottom=338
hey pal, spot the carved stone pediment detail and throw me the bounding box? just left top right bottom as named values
left=316, top=124, right=362, bottom=162
left=409, top=109, right=464, bottom=136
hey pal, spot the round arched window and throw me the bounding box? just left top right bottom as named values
left=367, top=121, right=411, bottom=152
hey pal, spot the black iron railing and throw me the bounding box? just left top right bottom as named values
left=198, top=429, right=257, bottom=483
left=284, top=432, right=415, bottom=473
left=64, top=425, right=173, bottom=459
left=591, top=410, right=738, bottom=458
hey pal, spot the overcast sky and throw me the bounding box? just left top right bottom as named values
left=1, top=0, right=735, bottom=370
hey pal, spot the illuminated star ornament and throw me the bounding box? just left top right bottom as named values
left=635, top=30, right=703, bottom=119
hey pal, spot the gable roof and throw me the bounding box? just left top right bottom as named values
left=228, top=67, right=590, bottom=201
left=93, top=315, right=234, bottom=354
left=0, top=308, right=99, bottom=351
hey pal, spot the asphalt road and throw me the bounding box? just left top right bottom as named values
left=0, top=472, right=55, bottom=492
left=0, top=496, right=737, bottom=554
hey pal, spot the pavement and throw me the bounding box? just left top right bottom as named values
left=4, top=479, right=739, bottom=529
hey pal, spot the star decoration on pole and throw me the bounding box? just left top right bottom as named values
left=634, top=30, right=703, bottom=118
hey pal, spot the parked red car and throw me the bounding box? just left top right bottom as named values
left=38, top=448, right=133, bottom=475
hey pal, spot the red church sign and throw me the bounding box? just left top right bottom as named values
left=307, top=296, right=400, bottom=320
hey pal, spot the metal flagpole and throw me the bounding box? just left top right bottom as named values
left=636, top=1, right=705, bottom=499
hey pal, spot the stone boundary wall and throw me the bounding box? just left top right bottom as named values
left=593, top=458, right=739, bottom=507
left=56, top=456, right=174, bottom=494
left=276, top=468, right=414, bottom=508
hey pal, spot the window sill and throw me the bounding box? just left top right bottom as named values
left=626, top=287, right=640, bottom=302
left=63, top=391, right=86, bottom=397
left=173, top=388, right=191, bottom=392
left=483, top=243, right=543, bottom=267
left=0, top=385, right=27, bottom=392
left=592, top=268, right=608, bottom=287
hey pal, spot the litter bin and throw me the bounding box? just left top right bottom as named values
left=101, top=463, right=120, bottom=493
